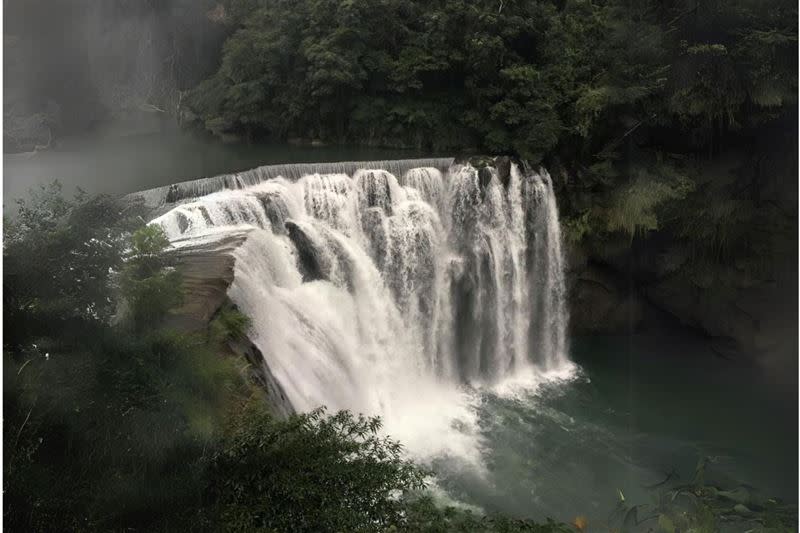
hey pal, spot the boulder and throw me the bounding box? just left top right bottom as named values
left=285, top=220, right=329, bottom=282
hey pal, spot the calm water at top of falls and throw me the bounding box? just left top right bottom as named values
left=3, top=130, right=436, bottom=208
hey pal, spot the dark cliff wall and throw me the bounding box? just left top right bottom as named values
left=558, top=130, right=798, bottom=380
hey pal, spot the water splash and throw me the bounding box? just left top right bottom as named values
left=151, top=159, right=571, bottom=462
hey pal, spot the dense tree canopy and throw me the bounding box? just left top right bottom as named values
left=189, top=0, right=796, bottom=158
left=189, top=0, right=797, bottom=271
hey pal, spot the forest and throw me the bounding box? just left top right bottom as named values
left=187, top=0, right=797, bottom=276
left=3, top=0, right=798, bottom=531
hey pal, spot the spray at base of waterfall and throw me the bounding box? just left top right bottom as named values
left=152, top=159, right=574, bottom=470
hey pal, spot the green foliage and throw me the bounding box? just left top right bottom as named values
left=399, top=496, right=571, bottom=532
left=187, top=0, right=796, bottom=267
left=3, top=189, right=238, bottom=530
left=206, top=403, right=427, bottom=532
left=677, top=197, right=753, bottom=261
left=4, top=329, right=244, bottom=531
left=602, top=167, right=694, bottom=240
left=187, top=0, right=580, bottom=155
left=209, top=305, right=252, bottom=344
left=120, top=225, right=184, bottom=331
left=7, top=0, right=799, bottom=527
left=3, top=182, right=142, bottom=346
left=562, top=211, right=592, bottom=244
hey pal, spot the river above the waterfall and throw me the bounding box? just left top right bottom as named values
left=433, top=328, right=797, bottom=525
left=3, top=130, right=436, bottom=208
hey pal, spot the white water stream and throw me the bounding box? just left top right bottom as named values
left=152, top=160, right=572, bottom=463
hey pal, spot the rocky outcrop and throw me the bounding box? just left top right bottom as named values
left=285, top=221, right=328, bottom=282
left=641, top=260, right=797, bottom=368
left=162, top=227, right=294, bottom=417
left=553, top=137, right=797, bottom=374
left=163, top=228, right=252, bottom=331
left=218, top=307, right=294, bottom=419
left=3, top=109, right=56, bottom=154
left=454, top=154, right=526, bottom=189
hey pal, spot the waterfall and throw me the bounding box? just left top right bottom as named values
left=129, top=157, right=454, bottom=209
left=151, top=159, right=570, bottom=460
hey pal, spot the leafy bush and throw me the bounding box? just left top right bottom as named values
left=208, top=305, right=252, bottom=344
left=399, top=496, right=571, bottom=533
left=120, top=225, right=184, bottom=331
left=3, top=183, right=140, bottom=344
left=602, top=167, right=694, bottom=240
left=3, top=189, right=239, bottom=530
left=206, top=403, right=427, bottom=532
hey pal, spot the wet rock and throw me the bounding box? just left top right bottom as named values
left=494, top=156, right=512, bottom=188
left=254, top=191, right=290, bottom=234
left=176, top=212, right=190, bottom=233
left=454, top=154, right=530, bottom=190
left=478, top=167, right=493, bottom=190
left=4, top=112, right=54, bottom=153
left=356, top=169, right=394, bottom=214
left=360, top=207, right=388, bottom=270
left=567, top=261, right=645, bottom=334
left=220, top=311, right=294, bottom=419
left=165, top=184, right=181, bottom=203
left=285, top=220, right=328, bottom=282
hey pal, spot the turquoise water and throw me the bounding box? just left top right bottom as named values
left=435, top=331, right=797, bottom=525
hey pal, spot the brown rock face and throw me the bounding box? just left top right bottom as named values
left=161, top=227, right=294, bottom=417
left=163, top=228, right=253, bottom=332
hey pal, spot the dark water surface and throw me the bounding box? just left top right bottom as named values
left=435, top=331, right=797, bottom=524
left=3, top=130, right=435, bottom=207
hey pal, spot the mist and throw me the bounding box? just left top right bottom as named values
left=4, top=0, right=225, bottom=151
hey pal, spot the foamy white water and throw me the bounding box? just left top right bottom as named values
left=151, top=160, right=571, bottom=463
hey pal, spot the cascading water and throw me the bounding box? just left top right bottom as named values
left=151, top=159, right=571, bottom=461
